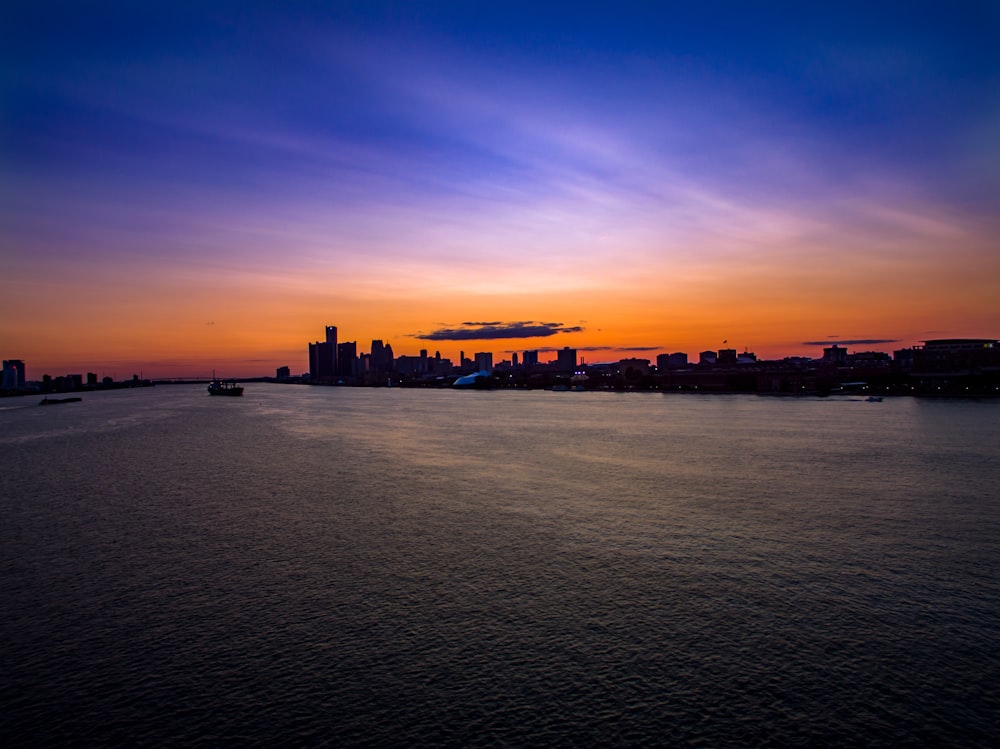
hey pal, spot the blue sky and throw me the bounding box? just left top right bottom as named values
left=3, top=1, right=999, bottom=375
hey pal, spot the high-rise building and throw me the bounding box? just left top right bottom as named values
left=556, top=347, right=576, bottom=373
left=337, top=341, right=357, bottom=379
left=370, top=339, right=393, bottom=374
left=308, top=341, right=335, bottom=380
left=308, top=325, right=339, bottom=379
left=523, top=350, right=539, bottom=369
left=2, top=359, right=26, bottom=390
left=326, top=326, right=338, bottom=376
left=474, top=352, right=493, bottom=372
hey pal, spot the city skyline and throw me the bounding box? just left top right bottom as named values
left=3, top=3, right=999, bottom=378
left=8, top=330, right=997, bottom=384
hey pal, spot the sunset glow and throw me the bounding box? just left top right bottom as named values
left=3, top=2, right=998, bottom=378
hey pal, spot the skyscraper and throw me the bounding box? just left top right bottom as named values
left=474, top=352, right=493, bottom=372
left=337, top=341, right=357, bottom=379
left=307, top=324, right=339, bottom=380
left=2, top=359, right=26, bottom=390
left=556, top=347, right=576, bottom=373
left=326, top=326, right=338, bottom=376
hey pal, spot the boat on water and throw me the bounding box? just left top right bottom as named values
left=39, top=396, right=82, bottom=405
left=207, top=379, right=244, bottom=396
left=865, top=395, right=883, bottom=402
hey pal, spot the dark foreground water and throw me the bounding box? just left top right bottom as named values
left=1, top=385, right=998, bottom=747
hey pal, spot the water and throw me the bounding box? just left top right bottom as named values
left=2, top=386, right=998, bottom=746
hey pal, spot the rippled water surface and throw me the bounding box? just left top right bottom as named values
left=2, top=386, right=999, bottom=746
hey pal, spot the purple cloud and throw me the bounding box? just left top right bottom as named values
left=416, top=321, right=584, bottom=341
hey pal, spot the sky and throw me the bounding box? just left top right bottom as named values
left=2, top=1, right=999, bottom=378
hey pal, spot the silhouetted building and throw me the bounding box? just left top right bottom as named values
left=717, top=348, right=737, bottom=365
left=338, top=342, right=358, bottom=379
left=307, top=324, right=339, bottom=380
left=276, top=366, right=291, bottom=379
left=326, top=326, right=339, bottom=376
left=619, top=358, right=651, bottom=380
left=396, top=351, right=433, bottom=376
left=474, top=352, right=493, bottom=372
left=893, top=347, right=915, bottom=371
left=699, top=350, right=717, bottom=365
left=309, top=341, right=335, bottom=380
left=370, top=340, right=394, bottom=375
left=430, top=356, right=453, bottom=375
left=523, top=350, right=539, bottom=369
left=512, top=352, right=519, bottom=367
left=912, top=339, right=1000, bottom=373
left=556, top=347, right=576, bottom=373
left=823, top=345, right=848, bottom=365
left=848, top=351, right=891, bottom=369
left=2, top=359, right=26, bottom=390
left=657, top=352, right=688, bottom=369
left=736, top=351, right=757, bottom=364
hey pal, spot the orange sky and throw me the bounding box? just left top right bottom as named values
left=4, top=5, right=999, bottom=379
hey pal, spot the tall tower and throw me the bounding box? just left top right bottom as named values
left=325, top=326, right=338, bottom=376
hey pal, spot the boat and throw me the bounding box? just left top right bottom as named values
left=865, top=395, right=883, bottom=402
left=39, top=396, right=82, bottom=405
left=207, top=379, right=244, bottom=396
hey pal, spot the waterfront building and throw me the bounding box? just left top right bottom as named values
left=2, top=359, right=26, bottom=390
left=699, top=350, right=717, bottom=365
left=657, top=352, right=688, bottom=370
left=396, top=353, right=431, bottom=376
left=474, top=352, right=493, bottom=372
left=912, top=339, right=1000, bottom=373
left=307, top=324, right=339, bottom=380
left=308, top=341, right=336, bottom=380
left=326, top=326, right=338, bottom=376
left=823, top=345, right=848, bottom=365
left=556, top=347, right=576, bottom=373
left=619, top=358, right=651, bottom=380
left=337, top=342, right=358, bottom=379
left=369, top=340, right=394, bottom=374
left=717, top=348, right=738, bottom=365
left=523, top=350, right=539, bottom=369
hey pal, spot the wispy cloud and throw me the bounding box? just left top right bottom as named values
left=415, top=321, right=584, bottom=341
left=803, top=339, right=899, bottom=346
